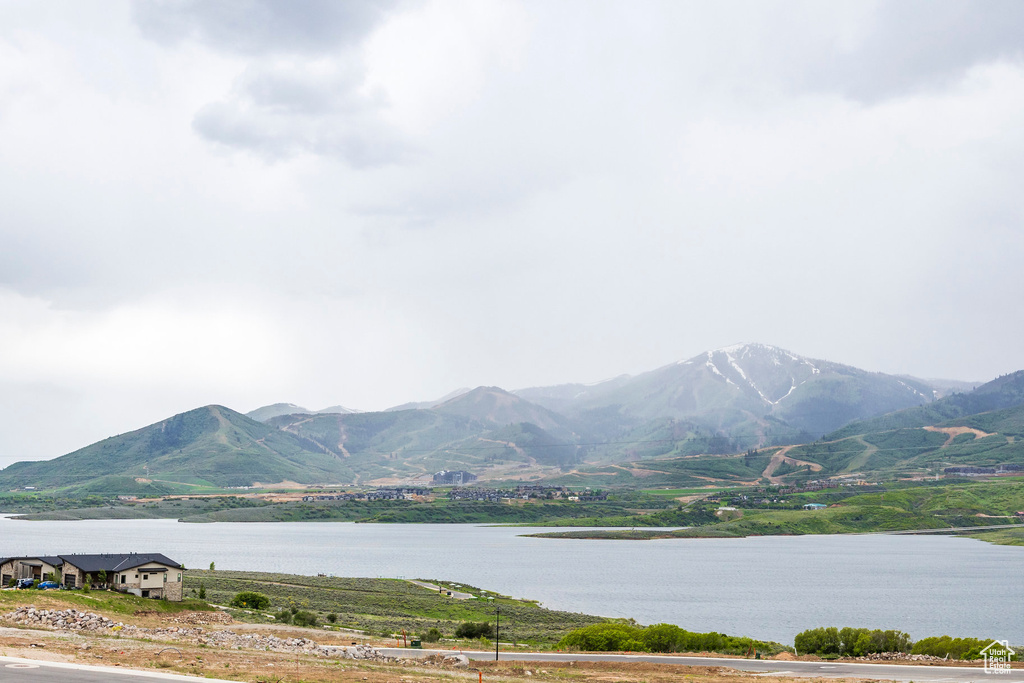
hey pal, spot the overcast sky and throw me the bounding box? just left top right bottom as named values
left=2, top=0, right=1024, bottom=468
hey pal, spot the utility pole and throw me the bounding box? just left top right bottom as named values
left=495, top=604, right=500, bottom=661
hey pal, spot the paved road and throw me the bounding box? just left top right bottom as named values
left=4, top=650, right=1022, bottom=683
left=380, top=648, right=1024, bottom=683
left=0, top=656, right=234, bottom=682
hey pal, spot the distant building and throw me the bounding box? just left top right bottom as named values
left=433, top=470, right=477, bottom=486
left=803, top=503, right=827, bottom=510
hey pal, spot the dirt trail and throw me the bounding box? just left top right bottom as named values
left=923, top=425, right=994, bottom=446
left=762, top=446, right=822, bottom=484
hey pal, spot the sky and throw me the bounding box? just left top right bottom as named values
left=2, top=0, right=1024, bottom=468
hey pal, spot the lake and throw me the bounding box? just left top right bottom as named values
left=1, top=517, right=1020, bottom=644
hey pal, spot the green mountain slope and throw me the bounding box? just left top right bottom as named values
left=828, top=370, right=1024, bottom=439
left=0, top=405, right=353, bottom=490
left=267, top=407, right=581, bottom=481
left=782, top=403, right=1024, bottom=480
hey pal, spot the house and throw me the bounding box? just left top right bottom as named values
left=0, top=556, right=63, bottom=587
left=59, top=553, right=184, bottom=600
left=803, top=503, right=827, bottom=510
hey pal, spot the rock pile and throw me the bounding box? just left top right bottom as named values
left=1, top=606, right=393, bottom=661
left=853, top=652, right=948, bottom=662
left=415, top=652, right=470, bottom=668
left=168, top=611, right=233, bottom=625
left=3, top=607, right=118, bottom=632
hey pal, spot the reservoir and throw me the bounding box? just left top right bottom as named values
left=1, top=517, right=1020, bottom=644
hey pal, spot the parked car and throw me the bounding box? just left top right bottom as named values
left=37, top=581, right=60, bottom=589
left=15, top=578, right=35, bottom=589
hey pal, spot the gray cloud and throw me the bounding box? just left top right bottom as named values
left=132, top=0, right=397, bottom=55
left=191, top=64, right=414, bottom=166
left=133, top=0, right=412, bottom=166
left=796, top=0, right=1024, bottom=102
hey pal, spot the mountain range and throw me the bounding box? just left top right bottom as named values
left=1, top=343, right=1008, bottom=492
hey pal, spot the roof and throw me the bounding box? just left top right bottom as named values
left=58, top=553, right=181, bottom=573
left=0, top=556, right=64, bottom=567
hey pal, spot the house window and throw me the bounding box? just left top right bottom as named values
left=143, top=574, right=149, bottom=580
left=163, top=574, right=167, bottom=583
left=177, top=573, right=181, bottom=582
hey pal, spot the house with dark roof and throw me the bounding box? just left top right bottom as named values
left=1, top=556, right=64, bottom=587
left=59, top=553, right=184, bottom=600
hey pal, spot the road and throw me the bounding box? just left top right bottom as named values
left=379, top=648, right=1023, bottom=683
left=4, top=650, right=1021, bottom=683
left=0, top=656, right=234, bottom=682
left=406, top=579, right=474, bottom=599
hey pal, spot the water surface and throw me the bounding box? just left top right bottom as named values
left=1, top=517, right=1019, bottom=644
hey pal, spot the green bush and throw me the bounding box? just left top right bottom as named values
left=455, top=621, right=493, bottom=639
left=912, top=636, right=990, bottom=660
left=794, top=627, right=911, bottom=656
left=559, top=623, right=786, bottom=656
left=229, top=591, right=271, bottom=610
left=273, top=610, right=292, bottom=624
left=559, top=623, right=640, bottom=651
left=198, top=582, right=206, bottom=600
left=326, top=613, right=337, bottom=623
left=422, top=627, right=442, bottom=643
left=292, top=610, right=318, bottom=628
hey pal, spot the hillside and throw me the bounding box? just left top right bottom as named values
left=0, top=406, right=353, bottom=491
left=432, top=386, right=576, bottom=437
left=781, top=399, right=1024, bottom=481
left=245, top=403, right=311, bottom=422
left=828, top=370, right=1024, bottom=438
left=267, top=404, right=581, bottom=482
left=246, top=403, right=360, bottom=423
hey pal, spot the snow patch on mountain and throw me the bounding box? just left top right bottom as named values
left=705, top=352, right=736, bottom=385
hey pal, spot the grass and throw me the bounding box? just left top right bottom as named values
left=965, top=527, right=1024, bottom=546
left=185, top=570, right=611, bottom=644
left=0, top=586, right=213, bottom=615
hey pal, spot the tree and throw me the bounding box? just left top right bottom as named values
left=209, top=562, right=215, bottom=571
left=229, top=591, right=270, bottom=610
left=198, top=581, right=206, bottom=599
left=98, top=570, right=107, bottom=587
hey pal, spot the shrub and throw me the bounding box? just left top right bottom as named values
left=455, top=621, right=493, bottom=639
left=795, top=627, right=911, bottom=656
left=198, top=582, right=206, bottom=600
left=422, top=627, right=442, bottom=643
left=559, top=623, right=786, bottom=656
left=229, top=591, right=271, bottom=610
left=273, top=610, right=292, bottom=624
left=292, top=611, right=318, bottom=628
left=558, top=623, right=640, bottom=651
left=912, top=636, right=990, bottom=660
left=327, top=613, right=337, bottom=623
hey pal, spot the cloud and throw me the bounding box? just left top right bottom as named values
left=134, top=0, right=411, bottom=166
left=191, top=59, right=414, bottom=166
left=131, top=0, right=396, bottom=55
left=792, top=0, right=1024, bottom=102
